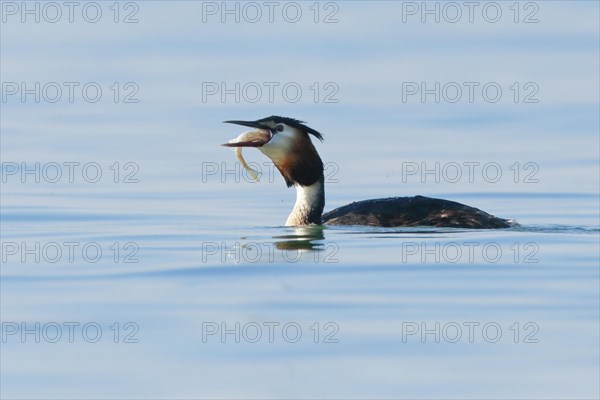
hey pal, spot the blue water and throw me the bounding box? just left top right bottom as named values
left=2, top=1, right=599, bottom=399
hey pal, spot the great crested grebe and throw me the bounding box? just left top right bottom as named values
left=222, top=116, right=513, bottom=229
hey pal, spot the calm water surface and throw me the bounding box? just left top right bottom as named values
left=2, top=187, right=598, bottom=398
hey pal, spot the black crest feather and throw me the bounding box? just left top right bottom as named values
left=257, top=116, right=324, bottom=141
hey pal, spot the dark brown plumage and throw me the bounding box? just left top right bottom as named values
left=322, top=195, right=512, bottom=228
left=275, top=132, right=324, bottom=188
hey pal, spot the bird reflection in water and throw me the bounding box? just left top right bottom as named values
left=271, top=225, right=325, bottom=252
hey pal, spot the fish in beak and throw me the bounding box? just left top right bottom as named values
left=221, top=121, right=274, bottom=181
left=221, top=120, right=273, bottom=148
left=221, top=129, right=272, bottom=148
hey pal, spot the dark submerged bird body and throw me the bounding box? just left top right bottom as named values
left=224, top=116, right=515, bottom=229
left=323, top=195, right=512, bottom=228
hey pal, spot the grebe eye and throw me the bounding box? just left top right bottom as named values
left=275, top=125, right=284, bottom=132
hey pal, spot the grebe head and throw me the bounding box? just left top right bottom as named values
left=223, top=116, right=324, bottom=187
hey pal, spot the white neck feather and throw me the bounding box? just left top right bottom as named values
left=285, top=179, right=325, bottom=226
